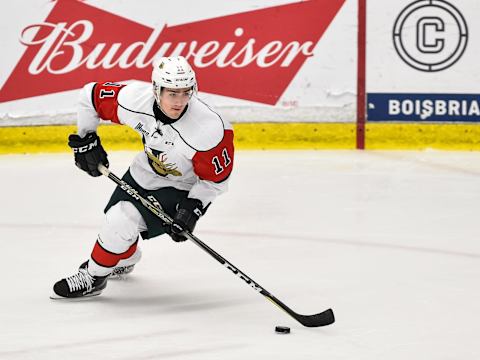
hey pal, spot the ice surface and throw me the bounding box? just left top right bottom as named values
left=1, top=150, right=479, bottom=359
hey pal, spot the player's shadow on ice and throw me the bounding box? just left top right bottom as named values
left=85, top=277, right=257, bottom=314
left=98, top=293, right=253, bottom=313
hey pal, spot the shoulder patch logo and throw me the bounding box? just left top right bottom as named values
left=135, top=122, right=150, bottom=136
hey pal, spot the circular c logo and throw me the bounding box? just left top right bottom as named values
left=393, top=0, right=468, bottom=72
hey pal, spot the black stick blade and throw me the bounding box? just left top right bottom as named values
left=295, top=308, right=335, bottom=327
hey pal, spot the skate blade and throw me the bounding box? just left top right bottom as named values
left=109, top=273, right=134, bottom=280
left=108, top=273, right=125, bottom=280
left=49, top=290, right=102, bottom=300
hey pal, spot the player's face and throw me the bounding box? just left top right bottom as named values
left=159, top=87, right=193, bottom=119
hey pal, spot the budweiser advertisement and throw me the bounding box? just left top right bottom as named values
left=0, top=0, right=357, bottom=125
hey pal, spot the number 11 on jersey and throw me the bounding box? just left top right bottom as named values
left=212, top=148, right=232, bottom=175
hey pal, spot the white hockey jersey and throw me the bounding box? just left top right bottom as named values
left=76, top=81, right=234, bottom=207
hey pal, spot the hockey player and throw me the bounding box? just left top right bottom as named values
left=51, top=56, right=234, bottom=299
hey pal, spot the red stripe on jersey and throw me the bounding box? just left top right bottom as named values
left=91, top=238, right=138, bottom=268
left=192, top=129, right=234, bottom=183
left=92, top=82, right=126, bottom=124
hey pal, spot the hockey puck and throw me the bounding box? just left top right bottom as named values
left=275, top=326, right=291, bottom=334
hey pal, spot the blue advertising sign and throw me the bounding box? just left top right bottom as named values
left=368, top=93, right=480, bottom=122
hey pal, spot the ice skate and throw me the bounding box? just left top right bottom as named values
left=79, top=260, right=135, bottom=279
left=51, top=266, right=108, bottom=299
left=109, top=264, right=135, bottom=278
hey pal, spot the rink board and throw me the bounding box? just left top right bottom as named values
left=1, top=123, right=480, bottom=154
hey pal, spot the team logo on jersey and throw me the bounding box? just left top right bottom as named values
left=145, top=148, right=182, bottom=177
left=0, top=0, right=345, bottom=105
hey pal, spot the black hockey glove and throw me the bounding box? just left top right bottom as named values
left=169, top=198, right=205, bottom=242
left=68, top=132, right=109, bottom=177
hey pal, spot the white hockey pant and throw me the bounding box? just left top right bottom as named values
left=88, top=201, right=147, bottom=276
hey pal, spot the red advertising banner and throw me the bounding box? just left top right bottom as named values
left=0, top=0, right=346, bottom=105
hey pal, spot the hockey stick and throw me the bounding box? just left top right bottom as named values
left=98, top=164, right=334, bottom=327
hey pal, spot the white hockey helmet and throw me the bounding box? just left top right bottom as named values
left=152, top=56, right=197, bottom=103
